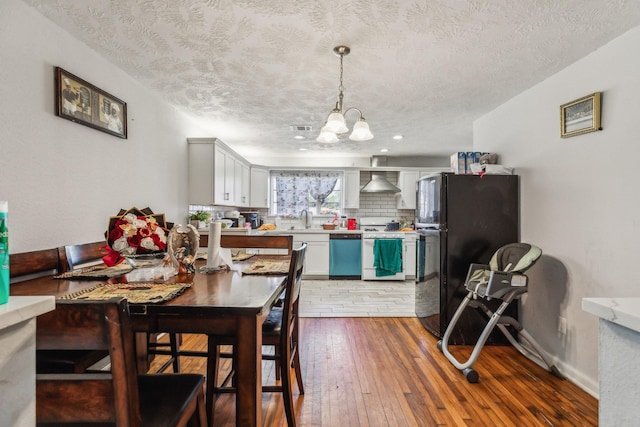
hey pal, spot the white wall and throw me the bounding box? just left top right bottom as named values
left=474, top=25, right=640, bottom=396
left=0, top=0, right=210, bottom=252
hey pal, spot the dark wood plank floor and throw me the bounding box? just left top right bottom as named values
left=151, top=317, right=598, bottom=426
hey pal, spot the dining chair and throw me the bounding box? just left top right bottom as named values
left=58, top=240, right=107, bottom=271
left=9, top=247, right=62, bottom=283
left=206, top=242, right=307, bottom=427
left=35, top=297, right=208, bottom=427
left=58, top=240, right=181, bottom=374
left=158, top=234, right=295, bottom=374
left=220, top=234, right=294, bottom=254
left=10, top=247, right=111, bottom=373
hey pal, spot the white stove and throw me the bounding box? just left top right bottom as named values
left=359, top=217, right=404, bottom=238
left=362, top=231, right=406, bottom=239
left=359, top=217, right=407, bottom=281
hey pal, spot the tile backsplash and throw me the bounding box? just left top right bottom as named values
left=344, top=171, right=415, bottom=221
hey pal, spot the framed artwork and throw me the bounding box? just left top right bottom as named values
left=560, top=92, right=601, bottom=138
left=54, top=66, right=127, bottom=139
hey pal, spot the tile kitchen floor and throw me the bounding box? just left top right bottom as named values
left=299, top=278, right=416, bottom=317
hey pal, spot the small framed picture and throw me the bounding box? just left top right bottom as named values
left=560, top=92, right=601, bottom=138
left=55, top=67, right=127, bottom=139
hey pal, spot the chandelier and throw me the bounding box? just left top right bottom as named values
left=317, top=46, right=374, bottom=143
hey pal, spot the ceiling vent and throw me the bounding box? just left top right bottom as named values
left=290, top=125, right=313, bottom=132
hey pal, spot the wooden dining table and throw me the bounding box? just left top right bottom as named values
left=10, top=257, right=289, bottom=427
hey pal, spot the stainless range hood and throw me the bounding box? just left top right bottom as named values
left=360, top=172, right=401, bottom=193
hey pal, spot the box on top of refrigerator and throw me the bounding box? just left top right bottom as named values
left=451, top=152, right=498, bottom=174
left=450, top=152, right=467, bottom=174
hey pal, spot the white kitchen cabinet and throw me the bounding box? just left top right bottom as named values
left=396, top=171, right=419, bottom=209
left=188, top=141, right=216, bottom=205
left=235, top=160, right=250, bottom=207
left=220, top=145, right=236, bottom=205
left=343, top=170, right=360, bottom=209
left=292, top=233, right=329, bottom=277
left=404, top=236, right=417, bottom=279
left=188, top=138, right=248, bottom=207
left=250, top=167, right=269, bottom=208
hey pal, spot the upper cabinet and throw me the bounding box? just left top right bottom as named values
left=250, top=167, right=269, bottom=208
left=232, top=160, right=250, bottom=207
left=343, top=170, right=360, bottom=209
left=396, top=171, right=419, bottom=209
left=215, top=144, right=236, bottom=205
left=188, top=138, right=250, bottom=207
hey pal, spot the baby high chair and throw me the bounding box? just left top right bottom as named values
left=437, top=243, right=562, bottom=383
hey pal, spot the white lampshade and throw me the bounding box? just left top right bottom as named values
left=316, top=125, right=339, bottom=143
left=349, top=119, right=374, bottom=141
left=325, top=112, right=348, bottom=134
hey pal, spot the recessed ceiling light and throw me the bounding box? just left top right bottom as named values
left=294, top=135, right=305, bottom=140
left=380, top=148, right=389, bottom=153
left=393, top=135, right=403, bottom=140
left=299, top=148, right=307, bottom=151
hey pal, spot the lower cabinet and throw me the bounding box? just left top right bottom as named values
left=292, top=234, right=329, bottom=277
left=404, top=237, right=417, bottom=279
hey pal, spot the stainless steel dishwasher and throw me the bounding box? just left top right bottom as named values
left=329, top=233, right=362, bottom=279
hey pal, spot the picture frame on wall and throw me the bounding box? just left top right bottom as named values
left=560, top=92, right=601, bottom=138
left=54, top=66, right=127, bottom=139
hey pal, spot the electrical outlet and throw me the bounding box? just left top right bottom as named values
left=558, top=316, right=567, bottom=335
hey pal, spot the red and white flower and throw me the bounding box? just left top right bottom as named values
left=108, top=213, right=167, bottom=255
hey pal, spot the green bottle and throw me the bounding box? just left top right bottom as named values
left=0, top=201, right=8, bottom=305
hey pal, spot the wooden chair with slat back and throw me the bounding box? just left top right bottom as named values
left=200, top=233, right=294, bottom=254
left=158, top=234, right=296, bottom=376
left=36, top=298, right=207, bottom=427
left=206, top=242, right=306, bottom=427
left=220, top=234, right=294, bottom=255
left=9, top=248, right=62, bottom=282
left=58, top=241, right=180, bottom=374
left=10, top=247, right=108, bottom=374
left=58, top=240, right=107, bottom=272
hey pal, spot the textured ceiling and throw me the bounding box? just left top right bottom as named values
left=22, top=0, right=640, bottom=161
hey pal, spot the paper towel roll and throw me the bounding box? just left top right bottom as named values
left=206, top=221, right=221, bottom=268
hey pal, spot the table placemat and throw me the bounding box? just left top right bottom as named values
left=232, top=252, right=255, bottom=261
left=242, top=260, right=290, bottom=275
left=54, top=263, right=133, bottom=279
left=60, top=282, right=192, bottom=304
left=196, top=250, right=255, bottom=261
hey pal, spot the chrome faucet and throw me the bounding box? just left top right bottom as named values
left=300, top=209, right=312, bottom=229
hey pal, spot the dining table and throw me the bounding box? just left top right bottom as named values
left=10, top=256, right=289, bottom=427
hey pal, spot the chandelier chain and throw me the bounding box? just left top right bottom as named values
left=339, top=51, right=344, bottom=93
left=337, top=51, right=345, bottom=112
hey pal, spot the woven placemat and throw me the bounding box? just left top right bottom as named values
left=54, top=263, right=133, bottom=279
left=242, top=260, right=289, bottom=275
left=196, top=251, right=255, bottom=261
left=60, top=282, right=192, bottom=304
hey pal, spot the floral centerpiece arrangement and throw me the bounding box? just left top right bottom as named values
left=109, top=213, right=167, bottom=255
left=103, top=207, right=170, bottom=266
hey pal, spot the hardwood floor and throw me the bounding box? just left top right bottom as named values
left=151, top=318, right=598, bottom=426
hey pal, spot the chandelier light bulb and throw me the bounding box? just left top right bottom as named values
left=326, top=111, right=348, bottom=134
left=316, top=125, right=339, bottom=143
left=349, top=118, right=374, bottom=141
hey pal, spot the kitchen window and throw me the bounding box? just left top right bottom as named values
left=270, top=170, right=342, bottom=217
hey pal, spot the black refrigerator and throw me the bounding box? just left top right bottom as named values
left=415, top=172, right=519, bottom=345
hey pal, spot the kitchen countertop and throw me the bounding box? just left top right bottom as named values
left=197, top=227, right=418, bottom=236
left=196, top=227, right=265, bottom=235
left=197, top=227, right=363, bottom=235
left=582, top=297, right=640, bottom=333
left=270, top=228, right=363, bottom=234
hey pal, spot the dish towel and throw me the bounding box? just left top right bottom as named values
left=373, top=239, right=403, bottom=277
